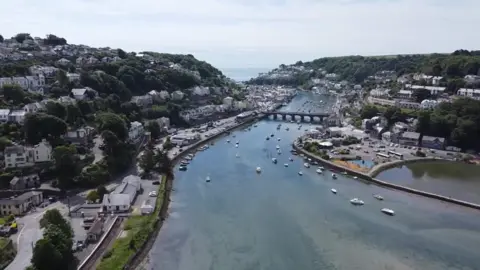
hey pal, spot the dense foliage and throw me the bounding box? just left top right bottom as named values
left=249, top=50, right=480, bottom=92
left=416, top=98, right=480, bottom=151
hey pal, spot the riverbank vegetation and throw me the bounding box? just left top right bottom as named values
left=0, top=237, right=16, bottom=269
left=97, top=175, right=167, bottom=270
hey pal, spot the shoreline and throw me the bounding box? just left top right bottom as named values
left=125, top=117, right=261, bottom=270
left=293, top=142, right=480, bottom=210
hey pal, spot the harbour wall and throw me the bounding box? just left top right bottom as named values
left=293, top=143, right=480, bottom=211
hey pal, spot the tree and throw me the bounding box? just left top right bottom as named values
left=412, top=89, right=432, bottom=103
left=0, top=34, right=3, bottom=43
left=52, top=145, right=79, bottom=189
left=31, top=238, right=62, bottom=270
left=86, top=190, right=99, bottom=202
left=45, top=101, right=67, bottom=119
left=1, top=84, right=27, bottom=104
left=145, top=121, right=162, bottom=140
left=0, top=136, right=12, bottom=151
left=56, top=69, right=69, bottom=87
left=96, top=112, right=128, bottom=141
left=359, top=104, right=379, bottom=119
left=39, top=209, right=73, bottom=239
left=153, top=150, right=173, bottom=178
left=383, top=107, right=402, bottom=126
left=139, top=143, right=155, bottom=175
left=65, top=104, right=83, bottom=126
left=117, top=49, right=127, bottom=59
left=101, top=130, right=134, bottom=174
left=42, top=224, right=76, bottom=269
left=96, top=185, right=108, bottom=202
left=14, top=33, right=31, bottom=43
left=44, top=34, right=67, bottom=46
left=24, top=113, right=68, bottom=144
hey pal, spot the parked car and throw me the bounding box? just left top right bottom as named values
left=152, top=181, right=160, bottom=185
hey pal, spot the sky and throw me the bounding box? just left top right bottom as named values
left=1, top=0, right=480, bottom=69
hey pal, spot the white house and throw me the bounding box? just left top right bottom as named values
left=457, top=88, right=480, bottom=99
left=71, top=88, right=88, bottom=100
left=56, top=58, right=71, bottom=65
left=420, top=99, right=439, bottom=110
left=66, top=73, right=80, bottom=82
left=397, top=90, right=413, bottom=99
left=128, top=121, right=144, bottom=141
left=58, top=96, right=76, bottom=104
left=171, top=90, right=184, bottom=101
left=464, top=75, right=480, bottom=84
left=102, top=194, right=131, bottom=213
left=131, top=95, right=153, bottom=107
left=432, top=76, right=443, bottom=86
left=23, top=102, right=43, bottom=113
left=0, top=109, right=10, bottom=122
left=4, top=146, right=34, bottom=168
left=223, top=97, right=233, bottom=107
left=370, top=88, right=390, bottom=98
left=405, top=85, right=446, bottom=95
left=8, top=110, right=26, bottom=123
left=32, top=139, right=53, bottom=163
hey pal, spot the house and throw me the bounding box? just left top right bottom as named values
left=58, top=96, right=76, bottom=104
left=10, top=174, right=40, bottom=190
left=102, top=175, right=141, bottom=213
left=421, top=136, right=445, bottom=150
left=31, top=139, right=52, bottom=163
left=64, top=127, right=93, bottom=145
left=223, top=97, right=234, bottom=107
left=23, top=102, right=43, bottom=113
left=4, top=146, right=33, bottom=168
left=56, top=58, right=71, bottom=65
left=432, top=76, right=443, bottom=86
left=158, top=91, right=170, bottom=101
left=0, top=191, right=43, bottom=215
left=0, top=109, right=10, bottom=122
left=381, top=131, right=393, bottom=143
left=397, top=132, right=420, bottom=146
left=86, top=219, right=104, bottom=243
left=457, top=88, right=480, bottom=99
left=155, top=117, right=170, bottom=131
left=397, top=90, right=413, bottom=99
left=131, top=95, right=153, bottom=107
left=170, top=133, right=201, bottom=146
left=71, top=88, right=88, bottom=100
left=8, top=110, right=28, bottom=124
left=420, top=100, right=439, bottom=110
left=128, top=121, right=144, bottom=142
left=171, top=90, right=184, bottom=101
left=370, top=88, right=390, bottom=98
left=66, top=73, right=80, bottom=82
left=405, top=85, right=446, bottom=95
left=368, top=97, right=397, bottom=107
left=464, top=75, right=480, bottom=84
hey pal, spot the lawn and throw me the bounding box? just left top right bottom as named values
left=97, top=175, right=166, bottom=270
left=0, top=217, right=5, bottom=226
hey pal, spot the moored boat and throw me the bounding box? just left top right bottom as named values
left=381, top=208, right=395, bottom=216
left=331, top=189, right=337, bottom=194
left=373, top=194, right=384, bottom=200
left=350, top=198, right=364, bottom=205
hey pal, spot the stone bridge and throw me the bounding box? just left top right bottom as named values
left=263, top=111, right=331, bottom=122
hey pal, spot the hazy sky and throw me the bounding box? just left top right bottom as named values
left=1, top=0, right=479, bottom=69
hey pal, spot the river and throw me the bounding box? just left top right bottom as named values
left=145, top=93, right=480, bottom=270
left=377, top=161, right=480, bottom=205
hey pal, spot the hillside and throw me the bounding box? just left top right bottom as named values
left=248, top=50, right=480, bottom=92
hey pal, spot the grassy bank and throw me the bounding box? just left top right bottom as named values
left=97, top=175, right=166, bottom=270
left=0, top=237, right=16, bottom=269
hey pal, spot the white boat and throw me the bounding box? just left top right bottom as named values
left=272, top=158, right=278, bottom=164
left=227, top=139, right=230, bottom=143
left=350, top=198, right=365, bottom=206
left=319, top=167, right=325, bottom=170
left=308, top=158, right=312, bottom=162
left=284, top=163, right=289, bottom=167
left=235, top=144, right=239, bottom=148
left=276, top=145, right=280, bottom=149
left=277, top=150, right=282, bottom=155
left=298, top=171, right=303, bottom=176
left=332, top=173, right=337, bottom=179
left=289, top=157, right=293, bottom=161
left=353, top=176, right=358, bottom=180
left=331, top=189, right=337, bottom=194
left=304, top=163, right=310, bottom=168
left=235, top=153, right=240, bottom=158
left=373, top=194, right=384, bottom=200
left=277, top=138, right=281, bottom=141
left=316, top=169, right=323, bottom=174
left=206, top=176, right=211, bottom=182
left=256, top=167, right=262, bottom=173
left=381, top=208, right=395, bottom=216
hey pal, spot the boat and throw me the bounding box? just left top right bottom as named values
left=227, top=139, right=230, bottom=143
left=312, top=161, right=319, bottom=166
left=332, top=173, right=337, bottom=179
left=286, top=127, right=289, bottom=131
left=179, top=165, right=187, bottom=171
left=331, top=189, right=337, bottom=194
left=308, top=158, right=312, bottom=162
left=373, top=194, right=384, bottom=200
left=236, top=153, right=240, bottom=158
left=319, top=167, right=324, bottom=170
left=289, top=157, right=293, bottom=161
left=272, top=158, right=278, bottom=164
left=180, top=160, right=189, bottom=165
left=316, top=169, right=323, bottom=174
left=206, top=176, right=211, bottom=183
left=353, top=176, right=358, bottom=180
left=266, top=137, right=270, bottom=140
left=381, top=208, right=395, bottom=216
left=284, top=163, right=289, bottom=167
left=236, top=141, right=239, bottom=144
left=304, top=163, right=310, bottom=168
left=276, top=145, right=280, bottom=149
left=298, top=171, right=303, bottom=176
left=277, top=138, right=281, bottom=141
left=350, top=198, right=365, bottom=205
left=235, top=144, right=239, bottom=148
left=270, top=134, right=274, bottom=137
left=277, top=150, right=282, bottom=155
left=256, top=167, right=262, bottom=173
left=254, top=124, right=258, bottom=127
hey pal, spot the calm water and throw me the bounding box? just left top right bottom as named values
left=147, top=94, right=480, bottom=270
left=220, top=68, right=271, bottom=82
left=377, top=161, right=480, bottom=204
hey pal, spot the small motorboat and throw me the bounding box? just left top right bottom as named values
left=350, top=198, right=365, bottom=206
left=353, top=176, right=358, bottom=180
left=298, top=171, right=303, bottom=176
left=206, top=176, right=211, bottom=183
left=179, top=165, right=187, bottom=171
left=254, top=124, right=258, bottom=127
left=277, top=149, right=282, bottom=154
left=276, top=145, right=280, bottom=149
left=331, top=189, right=337, bottom=194
left=266, top=137, right=270, bottom=140
left=381, top=208, right=395, bottom=216
left=256, top=167, right=262, bottom=173
left=304, top=163, right=310, bottom=168
left=270, top=134, right=274, bottom=137
left=373, top=194, right=384, bottom=201
left=235, top=144, right=239, bottom=148
left=236, top=141, right=239, bottom=144
left=312, top=161, right=319, bottom=166
left=284, top=163, right=289, bottom=167
left=307, top=158, right=312, bottom=162
left=286, top=127, right=289, bottom=131
left=332, top=173, right=337, bottom=179
left=272, top=158, right=278, bottom=164
left=227, top=139, right=230, bottom=143
left=319, top=167, right=325, bottom=170
left=235, top=153, right=240, bottom=158
left=289, top=157, right=293, bottom=161
left=316, top=169, right=323, bottom=174
left=342, top=171, right=348, bottom=175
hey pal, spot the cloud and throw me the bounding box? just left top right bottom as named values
left=1, top=0, right=479, bottom=68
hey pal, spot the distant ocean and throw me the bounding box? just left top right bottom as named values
left=220, top=68, right=272, bottom=82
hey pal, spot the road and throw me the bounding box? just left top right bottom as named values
left=6, top=202, right=69, bottom=270
left=92, top=136, right=104, bottom=164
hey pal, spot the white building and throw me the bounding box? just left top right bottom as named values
left=457, top=88, right=480, bottom=99
left=159, top=91, right=170, bottom=100
left=29, top=66, right=57, bottom=77
left=128, top=121, right=144, bottom=141
left=8, top=110, right=26, bottom=123
left=71, top=88, right=88, bottom=100
left=0, top=75, right=45, bottom=91
left=171, top=90, right=184, bottom=101
left=191, top=86, right=210, bottom=96
left=370, top=88, right=390, bottom=98
left=66, top=73, right=80, bottom=82
left=131, top=95, right=153, bottom=107
left=223, top=97, right=233, bottom=107
left=102, top=175, right=141, bottom=213
left=432, top=76, right=443, bottom=86
left=368, top=97, right=397, bottom=107
left=0, top=109, right=10, bottom=122
left=397, top=90, right=413, bottom=99
left=4, top=139, right=52, bottom=168
left=31, top=139, right=52, bottom=163
left=23, top=102, right=43, bottom=113
left=420, top=99, right=439, bottom=110
left=405, top=84, right=446, bottom=95
left=464, top=75, right=480, bottom=84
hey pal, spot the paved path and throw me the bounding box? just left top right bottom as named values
left=6, top=202, right=69, bottom=270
